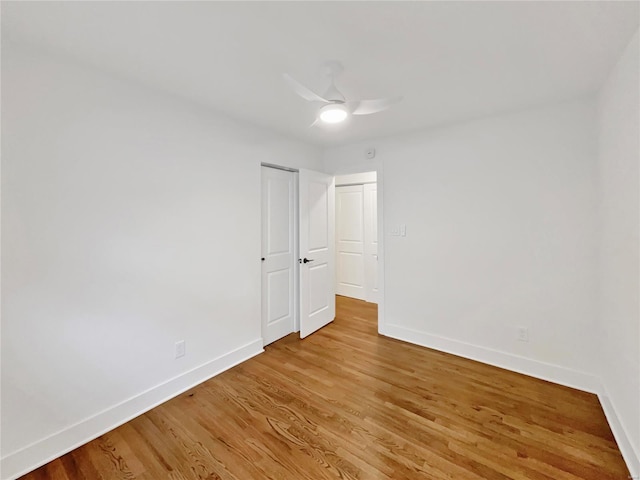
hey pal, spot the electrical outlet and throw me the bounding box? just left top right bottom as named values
left=517, top=327, right=529, bottom=343
left=175, top=340, right=186, bottom=358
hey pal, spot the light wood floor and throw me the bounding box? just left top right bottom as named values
left=22, top=296, right=628, bottom=479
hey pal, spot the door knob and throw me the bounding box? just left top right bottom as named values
left=302, top=257, right=314, bottom=264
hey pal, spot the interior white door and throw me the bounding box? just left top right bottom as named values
left=261, top=167, right=295, bottom=346
left=364, top=183, right=379, bottom=304
left=336, top=185, right=366, bottom=300
left=299, top=169, right=335, bottom=338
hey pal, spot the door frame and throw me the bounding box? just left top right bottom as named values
left=261, top=160, right=385, bottom=336
left=261, top=163, right=301, bottom=337
left=329, top=161, right=385, bottom=334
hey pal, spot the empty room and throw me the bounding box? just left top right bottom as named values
left=1, top=1, right=639, bottom=479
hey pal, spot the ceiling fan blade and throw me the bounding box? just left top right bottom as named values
left=283, top=73, right=331, bottom=103
left=348, top=96, right=403, bottom=115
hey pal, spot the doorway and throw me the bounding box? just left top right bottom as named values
left=261, top=165, right=337, bottom=345
left=335, top=172, right=379, bottom=304
left=261, top=164, right=383, bottom=345
left=330, top=164, right=385, bottom=335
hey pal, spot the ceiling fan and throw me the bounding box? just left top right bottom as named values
left=283, top=61, right=402, bottom=126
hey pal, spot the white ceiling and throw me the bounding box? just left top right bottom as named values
left=3, top=1, right=638, bottom=147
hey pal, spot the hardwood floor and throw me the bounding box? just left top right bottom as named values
left=22, top=296, right=628, bottom=479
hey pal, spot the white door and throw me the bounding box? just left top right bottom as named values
left=261, top=167, right=295, bottom=346
left=364, top=183, right=379, bottom=304
left=299, top=169, right=335, bottom=338
left=336, top=185, right=366, bottom=300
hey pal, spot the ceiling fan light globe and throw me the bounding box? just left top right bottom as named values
left=319, top=104, right=348, bottom=124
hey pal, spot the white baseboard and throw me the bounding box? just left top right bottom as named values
left=598, top=388, right=640, bottom=479
left=1, top=339, right=264, bottom=480
left=383, top=324, right=601, bottom=393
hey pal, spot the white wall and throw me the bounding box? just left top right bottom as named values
left=324, top=98, right=601, bottom=391
left=1, top=42, right=322, bottom=479
left=597, top=29, right=640, bottom=475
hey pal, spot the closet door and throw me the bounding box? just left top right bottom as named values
left=335, top=185, right=365, bottom=300
left=261, top=167, right=295, bottom=345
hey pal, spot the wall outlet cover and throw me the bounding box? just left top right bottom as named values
left=175, top=340, right=186, bottom=358
left=517, top=327, right=529, bottom=343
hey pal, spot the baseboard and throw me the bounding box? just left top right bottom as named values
left=0, top=339, right=264, bottom=480
left=598, top=387, right=640, bottom=479
left=383, top=324, right=601, bottom=393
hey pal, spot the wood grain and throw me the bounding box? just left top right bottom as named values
left=21, top=296, right=629, bottom=479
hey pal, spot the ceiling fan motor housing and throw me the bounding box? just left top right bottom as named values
left=323, top=82, right=346, bottom=103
